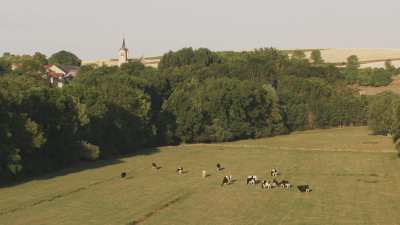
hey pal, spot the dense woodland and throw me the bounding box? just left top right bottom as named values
left=0, top=48, right=399, bottom=183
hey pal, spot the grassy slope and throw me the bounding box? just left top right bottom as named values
left=0, top=127, right=399, bottom=225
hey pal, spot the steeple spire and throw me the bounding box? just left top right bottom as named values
left=118, top=37, right=129, bottom=66
left=121, top=38, right=126, bottom=49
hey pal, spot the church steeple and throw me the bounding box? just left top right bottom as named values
left=118, top=38, right=129, bottom=66
left=121, top=38, right=127, bottom=50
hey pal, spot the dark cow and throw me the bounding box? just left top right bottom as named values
left=120, top=172, right=127, bottom=178
left=216, top=163, right=223, bottom=171
left=297, top=185, right=312, bottom=192
left=152, top=162, right=160, bottom=170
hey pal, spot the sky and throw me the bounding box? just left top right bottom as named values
left=1, top=0, right=400, bottom=60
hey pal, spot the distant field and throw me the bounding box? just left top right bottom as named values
left=303, top=48, right=400, bottom=64
left=1, top=127, right=399, bottom=225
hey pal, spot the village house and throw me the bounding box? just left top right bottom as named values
left=45, top=64, right=80, bottom=88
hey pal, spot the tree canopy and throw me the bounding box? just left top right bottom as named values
left=49, top=50, right=82, bottom=66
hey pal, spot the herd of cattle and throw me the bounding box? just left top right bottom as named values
left=121, top=162, right=312, bottom=193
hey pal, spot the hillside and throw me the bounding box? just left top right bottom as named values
left=1, top=127, right=399, bottom=225
left=357, top=75, right=400, bottom=95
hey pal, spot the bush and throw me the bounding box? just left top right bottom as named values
left=80, top=142, right=100, bottom=161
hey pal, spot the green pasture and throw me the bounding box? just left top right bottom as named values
left=1, top=127, right=399, bottom=225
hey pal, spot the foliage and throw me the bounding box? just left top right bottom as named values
left=368, top=91, right=400, bottom=135
left=346, top=55, right=360, bottom=70
left=310, top=50, right=324, bottom=64
left=163, top=78, right=286, bottom=143
left=3, top=46, right=393, bottom=183
left=80, top=142, right=100, bottom=161
left=158, top=48, right=222, bottom=70
left=49, top=50, right=82, bottom=66
left=0, top=52, right=48, bottom=76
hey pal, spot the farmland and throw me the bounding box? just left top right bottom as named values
left=1, top=127, right=399, bottom=225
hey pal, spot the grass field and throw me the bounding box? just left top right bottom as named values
left=1, top=127, right=400, bottom=225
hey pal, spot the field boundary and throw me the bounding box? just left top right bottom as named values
left=179, top=143, right=396, bottom=153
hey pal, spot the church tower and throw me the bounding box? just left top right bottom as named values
left=118, top=38, right=129, bottom=66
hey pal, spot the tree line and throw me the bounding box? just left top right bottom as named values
left=0, top=48, right=398, bottom=183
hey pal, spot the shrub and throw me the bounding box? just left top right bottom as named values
left=80, top=142, right=100, bottom=161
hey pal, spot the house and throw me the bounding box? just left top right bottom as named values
left=45, top=64, right=80, bottom=88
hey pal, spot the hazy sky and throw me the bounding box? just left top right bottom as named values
left=1, top=0, right=399, bottom=60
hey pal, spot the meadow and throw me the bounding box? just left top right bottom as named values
left=1, top=127, right=399, bottom=225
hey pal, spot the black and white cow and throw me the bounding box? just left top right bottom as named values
left=279, top=180, right=292, bottom=189
left=270, top=168, right=279, bottom=177
left=261, top=180, right=272, bottom=189
left=176, top=167, right=183, bottom=175
left=246, top=175, right=257, bottom=185
left=279, top=180, right=288, bottom=188
left=221, top=175, right=232, bottom=186
left=271, top=179, right=279, bottom=188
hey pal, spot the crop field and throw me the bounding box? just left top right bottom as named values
left=304, top=48, right=400, bottom=64
left=1, top=127, right=400, bottom=225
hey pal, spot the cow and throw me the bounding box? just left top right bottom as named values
left=279, top=180, right=289, bottom=188
left=176, top=167, right=183, bottom=175
left=271, top=179, right=279, bottom=188
left=202, top=170, right=207, bottom=178
left=216, top=163, right=223, bottom=171
left=221, top=175, right=232, bottom=186
left=279, top=180, right=291, bottom=189
left=271, top=168, right=279, bottom=177
left=261, top=180, right=272, bottom=189
left=246, top=175, right=257, bottom=185
left=152, top=162, right=160, bottom=170
left=120, top=172, right=127, bottom=178
left=297, top=185, right=312, bottom=192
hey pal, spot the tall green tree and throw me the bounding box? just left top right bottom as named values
left=346, top=55, right=360, bottom=70
left=310, top=50, right=324, bottom=64
left=368, top=91, right=400, bottom=135
left=49, top=50, right=81, bottom=66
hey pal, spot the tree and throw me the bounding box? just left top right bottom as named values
left=310, top=50, right=324, bottom=64
left=291, top=50, right=306, bottom=60
left=385, top=59, right=395, bottom=71
left=49, top=50, right=81, bottom=66
left=0, top=60, right=11, bottom=75
left=163, top=77, right=286, bottom=143
left=368, top=91, right=400, bottom=135
left=346, top=55, right=360, bottom=70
